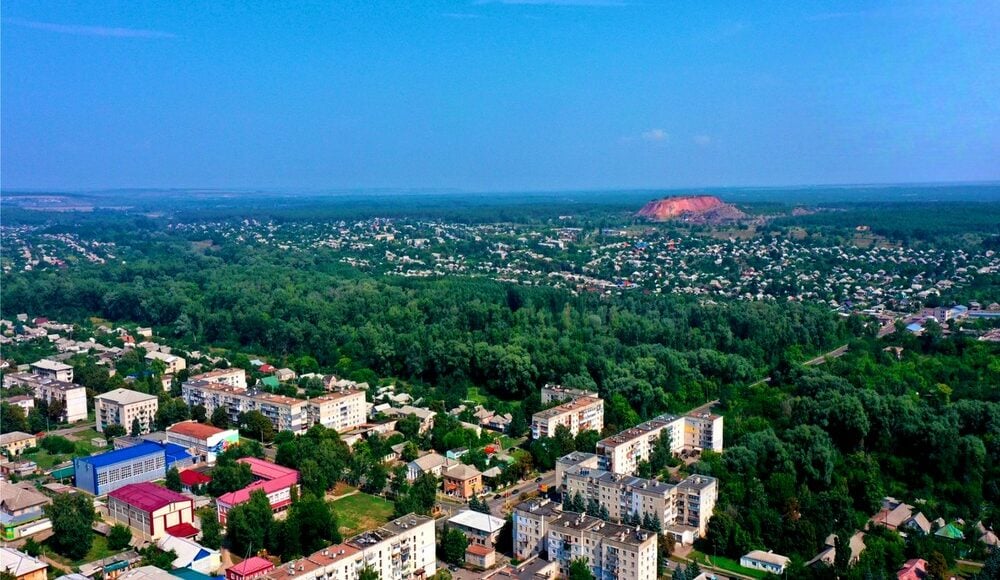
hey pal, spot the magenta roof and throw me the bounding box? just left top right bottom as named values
left=238, top=457, right=298, bottom=481
left=108, top=482, right=189, bottom=512
left=228, top=557, right=274, bottom=576
left=217, top=473, right=298, bottom=507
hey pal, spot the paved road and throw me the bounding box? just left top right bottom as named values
left=804, top=344, right=849, bottom=366
left=46, top=421, right=98, bottom=438
left=487, top=470, right=557, bottom=516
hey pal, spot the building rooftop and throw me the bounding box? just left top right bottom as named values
left=596, top=412, right=679, bottom=449
left=31, top=359, right=72, bottom=371
left=76, top=441, right=165, bottom=469
left=444, top=463, right=482, bottom=481
left=228, top=557, right=274, bottom=577
left=108, top=482, right=189, bottom=512
left=533, top=395, right=602, bottom=420
left=239, top=457, right=298, bottom=481
left=550, top=511, right=656, bottom=544
left=0, top=547, right=48, bottom=578
left=96, top=388, right=158, bottom=405
left=167, top=421, right=229, bottom=440
left=0, top=481, right=50, bottom=512
left=514, top=498, right=561, bottom=518
left=743, top=550, right=791, bottom=566
left=0, top=431, right=36, bottom=445
left=448, top=510, right=506, bottom=534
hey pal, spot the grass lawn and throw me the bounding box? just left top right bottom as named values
left=44, top=534, right=116, bottom=567
left=68, top=428, right=103, bottom=442
left=688, top=550, right=768, bottom=579
left=23, top=449, right=69, bottom=470
left=331, top=493, right=395, bottom=537
left=465, top=387, right=489, bottom=404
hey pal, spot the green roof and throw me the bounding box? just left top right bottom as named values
left=935, top=523, right=965, bottom=540
left=260, top=376, right=280, bottom=389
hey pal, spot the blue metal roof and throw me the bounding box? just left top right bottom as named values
left=77, top=441, right=165, bottom=469
left=163, top=442, right=194, bottom=465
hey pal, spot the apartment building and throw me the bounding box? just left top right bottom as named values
left=144, top=351, right=186, bottom=375
left=513, top=498, right=562, bottom=561
left=189, top=368, right=248, bottom=389
left=263, top=514, right=436, bottom=580
left=531, top=395, right=604, bottom=439
left=29, top=359, right=73, bottom=382
left=182, top=379, right=365, bottom=436
left=95, top=388, right=159, bottom=434
left=596, top=410, right=723, bottom=475
left=555, top=451, right=600, bottom=492
left=216, top=458, right=299, bottom=524
left=563, top=466, right=718, bottom=544
left=348, top=514, right=437, bottom=580
left=547, top=511, right=658, bottom=580
left=3, top=373, right=87, bottom=423
left=540, top=384, right=597, bottom=405
left=306, top=389, right=367, bottom=432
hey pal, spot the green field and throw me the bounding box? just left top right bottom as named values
left=44, top=534, right=117, bottom=567
left=331, top=493, right=395, bottom=537
left=688, top=551, right=768, bottom=579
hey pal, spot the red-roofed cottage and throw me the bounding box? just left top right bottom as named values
left=897, top=558, right=928, bottom=580
left=216, top=458, right=299, bottom=525
left=179, top=469, right=212, bottom=491
left=107, top=482, right=197, bottom=541
left=225, top=556, right=274, bottom=580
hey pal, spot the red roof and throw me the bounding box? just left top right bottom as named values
left=217, top=473, right=298, bottom=507
left=466, top=544, right=495, bottom=557
left=108, top=482, right=189, bottom=512
left=239, top=457, right=298, bottom=481
left=168, top=421, right=228, bottom=440
left=179, top=470, right=212, bottom=486
left=228, top=557, right=274, bottom=577
left=165, top=522, right=200, bottom=538
left=898, top=559, right=927, bottom=580
left=259, top=364, right=277, bottom=373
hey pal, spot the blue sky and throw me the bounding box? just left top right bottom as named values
left=2, top=1, right=998, bottom=191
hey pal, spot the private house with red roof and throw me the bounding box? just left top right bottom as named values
left=107, top=482, right=197, bottom=541
left=226, top=556, right=274, bottom=580
left=216, top=458, right=299, bottom=525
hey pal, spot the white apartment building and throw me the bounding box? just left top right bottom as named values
left=188, top=368, right=247, bottom=389
left=30, top=359, right=73, bottom=382
left=95, top=388, right=160, bottom=434
left=265, top=514, right=436, bottom=580
left=540, top=384, right=597, bottom=405
left=563, top=466, right=718, bottom=543
left=348, top=514, right=437, bottom=580
left=596, top=410, right=723, bottom=475
left=531, top=395, right=604, bottom=439
left=181, top=379, right=366, bottom=436
left=308, top=389, right=368, bottom=432
left=547, top=512, right=658, bottom=580
left=513, top=499, right=563, bottom=561
left=3, top=373, right=87, bottom=423
left=144, top=351, right=186, bottom=375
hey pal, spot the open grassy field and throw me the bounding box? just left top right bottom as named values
left=331, top=493, right=395, bottom=537
left=688, top=551, right=768, bottom=579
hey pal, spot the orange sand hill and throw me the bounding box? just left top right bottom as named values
left=636, top=195, right=725, bottom=219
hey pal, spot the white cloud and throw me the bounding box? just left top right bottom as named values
left=694, top=135, right=712, bottom=146
left=442, top=12, right=484, bottom=19
left=4, top=18, right=176, bottom=39
left=475, top=0, right=626, bottom=6
left=642, top=129, right=669, bottom=142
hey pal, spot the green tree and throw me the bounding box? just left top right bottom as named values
left=165, top=467, right=182, bottom=492
left=21, top=538, right=42, bottom=557
left=238, top=410, right=275, bottom=443
left=927, top=551, right=947, bottom=580
left=208, top=458, right=254, bottom=496
left=200, top=509, right=223, bottom=550
left=103, top=423, right=127, bottom=441
left=108, top=524, right=133, bottom=551
left=191, top=404, right=208, bottom=423
left=130, top=417, right=142, bottom=437
left=440, top=528, right=468, bottom=565
left=44, top=493, right=95, bottom=560
left=211, top=407, right=231, bottom=429
left=568, top=558, right=594, bottom=580
left=0, top=403, right=28, bottom=434
left=225, top=490, right=274, bottom=556
left=140, top=546, right=177, bottom=570
left=359, top=567, right=379, bottom=580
